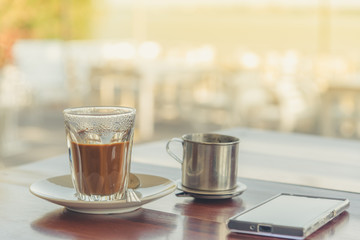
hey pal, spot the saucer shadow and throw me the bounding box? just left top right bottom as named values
left=174, top=197, right=245, bottom=223
left=31, top=207, right=179, bottom=239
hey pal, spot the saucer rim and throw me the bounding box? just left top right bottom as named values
left=176, top=180, right=247, bottom=196
left=184, top=191, right=244, bottom=199
left=30, top=173, right=176, bottom=214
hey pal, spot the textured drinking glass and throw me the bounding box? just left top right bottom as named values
left=63, top=106, right=136, bottom=201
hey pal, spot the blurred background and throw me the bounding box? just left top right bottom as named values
left=1, top=0, right=360, bottom=167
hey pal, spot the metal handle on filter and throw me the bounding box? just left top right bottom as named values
left=166, top=138, right=184, bottom=164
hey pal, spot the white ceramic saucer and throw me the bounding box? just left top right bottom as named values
left=176, top=181, right=247, bottom=199
left=30, top=173, right=176, bottom=214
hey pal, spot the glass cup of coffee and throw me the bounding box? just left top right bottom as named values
left=63, top=106, right=136, bottom=201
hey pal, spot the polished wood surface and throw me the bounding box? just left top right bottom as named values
left=1, top=128, right=360, bottom=239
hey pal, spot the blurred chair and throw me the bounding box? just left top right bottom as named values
left=88, top=63, right=155, bottom=141
left=176, top=67, right=240, bottom=131
left=89, top=64, right=140, bottom=106
left=321, top=81, right=360, bottom=139
left=154, top=67, right=197, bottom=122
left=0, top=65, right=29, bottom=158
left=65, top=40, right=104, bottom=106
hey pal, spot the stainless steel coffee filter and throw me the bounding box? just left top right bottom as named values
left=167, top=133, right=239, bottom=192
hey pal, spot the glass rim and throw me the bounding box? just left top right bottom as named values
left=63, top=106, right=136, bottom=117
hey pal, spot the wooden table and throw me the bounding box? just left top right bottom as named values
left=1, top=128, right=359, bottom=239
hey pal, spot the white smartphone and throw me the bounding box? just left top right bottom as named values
left=227, top=193, right=349, bottom=239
